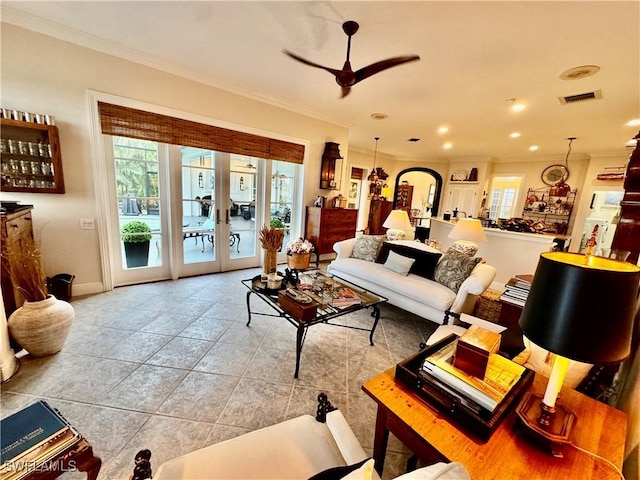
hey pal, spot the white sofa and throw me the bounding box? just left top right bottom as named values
left=327, top=239, right=496, bottom=325
left=153, top=407, right=470, bottom=480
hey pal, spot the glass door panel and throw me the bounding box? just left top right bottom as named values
left=270, top=160, right=295, bottom=252
left=109, top=136, right=170, bottom=285
left=229, top=155, right=260, bottom=263
left=180, top=148, right=216, bottom=265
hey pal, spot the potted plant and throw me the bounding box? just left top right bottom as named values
left=121, top=220, right=152, bottom=268
left=270, top=218, right=285, bottom=229
left=5, top=237, right=74, bottom=357
left=286, top=237, right=315, bottom=270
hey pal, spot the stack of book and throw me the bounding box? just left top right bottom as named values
left=421, top=340, right=526, bottom=413
left=499, top=274, right=533, bottom=307
left=328, top=287, right=362, bottom=309
left=1, top=401, right=81, bottom=480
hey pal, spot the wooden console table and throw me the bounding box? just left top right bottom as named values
left=362, top=368, right=626, bottom=479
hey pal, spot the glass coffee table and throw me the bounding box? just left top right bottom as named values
left=242, top=270, right=387, bottom=378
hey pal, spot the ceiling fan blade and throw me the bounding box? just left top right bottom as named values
left=282, top=50, right=341, bottom=76
left=353, top=55, right=421, bottom=85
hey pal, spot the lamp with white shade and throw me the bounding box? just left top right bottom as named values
left=447, top=218, right=487, bottom=256
left=382, top=210, right=413, bottom=240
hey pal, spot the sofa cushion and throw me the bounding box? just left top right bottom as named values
left=329, top=258, right=457, bottom=312
left=350, top=235, right=384, bottom=262
left=308, top=458, right=372, bottom=480
left=376, top=242, right=442, bottom=280
left=433, top=249, right=482, bottom=293
left=383, top=250, right=416, bottom=276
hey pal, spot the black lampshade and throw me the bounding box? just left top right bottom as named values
left=519, top=252, right=640, bottom=364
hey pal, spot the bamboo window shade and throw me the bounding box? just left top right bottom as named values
left=98, top=102, right=305, bottom=164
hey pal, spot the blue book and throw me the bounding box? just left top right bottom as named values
left=1, top=401, right=71, bottom=465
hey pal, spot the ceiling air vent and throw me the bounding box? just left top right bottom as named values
left=558, top=89, right=602, bottom=105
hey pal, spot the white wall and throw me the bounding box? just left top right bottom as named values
left=0, top=24, right=348, bottom=295
left=430, top=218, right=555, bottom=286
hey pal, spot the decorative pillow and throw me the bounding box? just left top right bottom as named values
left=383, top=250, right=416, bottom=276
left=433, top=249, right=482, bottom=293
left=376, top=242, right=442, bottom=280
left=350, top=236, right=384, bottom=262
left=308, top=458, right=373, bottom=480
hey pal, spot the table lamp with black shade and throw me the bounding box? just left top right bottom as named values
left=516, top=252, right=640, bottom=457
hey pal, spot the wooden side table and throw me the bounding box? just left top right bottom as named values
left=362, top=368, right=626, bottom=479
left=498, top=298, right=524, bottom=328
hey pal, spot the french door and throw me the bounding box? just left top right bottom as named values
left=106, top=137, right=267, bottom=286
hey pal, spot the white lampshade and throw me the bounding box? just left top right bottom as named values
left=383, top=210, right=413, bottom=240
left=447, top=218, right=487, bottom=255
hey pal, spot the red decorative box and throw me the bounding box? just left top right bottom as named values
left=277, top=290, right=318, bottom=322
left=454, top=325, right=501, bottom=378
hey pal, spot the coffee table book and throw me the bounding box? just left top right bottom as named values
left=395, top=335, right=534, bottom=441
left=1, top=401, right=81, bottom=479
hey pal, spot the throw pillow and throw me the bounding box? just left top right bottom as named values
left=350, top=236, right=384, bottom=262
left=383, top=250, right=416, bottom=276
left=433, top=249, right=482, bottom=293
left=376, top=242, right=442, bottom=279
left=308, top=458, right=373, bottom=480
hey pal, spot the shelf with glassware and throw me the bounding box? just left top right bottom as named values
left=521, top=187, right=577, bottom=231
left=0, top=118, right=65, bottom=194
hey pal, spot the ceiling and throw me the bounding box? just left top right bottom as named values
left=2, top=1, right=639, bottom=161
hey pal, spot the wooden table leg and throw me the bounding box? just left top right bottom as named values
left=372, top=405, right=391, bottom=476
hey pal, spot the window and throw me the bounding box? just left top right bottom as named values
left=488, top=176, right=523, bottom=220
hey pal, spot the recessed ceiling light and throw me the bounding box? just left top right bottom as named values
left=370, top=113, right=388, bottom=120
left=559, top=65, right=600, bottom=80
left=626, top=119, right=640, bottom=127
left=512, top=104, right=526, bottom=112
left=529, top=145, right=539, bottom=151
left=438, top=127, right=449, bottom=134
left=510, top=132, right=521, bottom=138
left=443, top=142, right=452, bottom=150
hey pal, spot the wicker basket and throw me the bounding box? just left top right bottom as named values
left=473, top=289, right=502, bottom=322
left=287, top=253, right=311, bottom=270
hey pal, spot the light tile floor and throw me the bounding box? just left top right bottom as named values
left=1, top=267, right=438, bottom=480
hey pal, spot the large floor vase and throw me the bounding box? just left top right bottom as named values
left=8, top=295, right=74, bottom=357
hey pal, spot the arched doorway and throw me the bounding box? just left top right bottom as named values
left=394, top=167, right=443, bottom=240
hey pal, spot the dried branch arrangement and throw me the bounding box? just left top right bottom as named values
left=259, top=225, right=285, bottom=251
left=4, top=237, right=48, bottom=302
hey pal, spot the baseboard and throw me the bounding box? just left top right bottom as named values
left=71, top=282, right=105, bottom=298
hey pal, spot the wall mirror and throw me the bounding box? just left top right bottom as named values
left=394, top=167, right=443, bottom=240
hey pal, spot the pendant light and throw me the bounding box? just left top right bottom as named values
left=367, top=137, right=380, bottom=182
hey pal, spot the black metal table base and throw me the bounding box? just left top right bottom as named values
left=245, top=290, right=382, bottom=378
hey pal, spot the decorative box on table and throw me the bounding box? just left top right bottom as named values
left=454, top=325, right=501, bottom=378
left=395, top=335, right=534, bottom=441
left=277, top=290, right=318, bottom=322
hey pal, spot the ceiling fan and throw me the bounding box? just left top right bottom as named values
left=283, top=20, right=420, bottom=98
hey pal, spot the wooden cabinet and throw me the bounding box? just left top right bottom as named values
left=1, top=118, right=65, bottom=193
left=305, top=207, right=357, bottom=259
left=443, top=183, right=478, bottom=218
left=1, top=206, right=37, bottom=316
left=367, top=199, right=393, bottom=235
left=395, top=185, right=414, bottom=213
